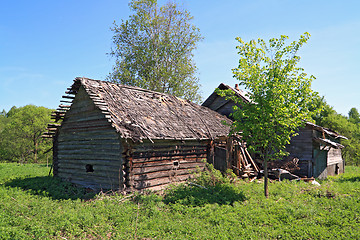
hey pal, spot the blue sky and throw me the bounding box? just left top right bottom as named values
left=1, top=0, right=359, bottom=115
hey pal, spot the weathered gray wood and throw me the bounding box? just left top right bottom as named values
left=134, top=174, right=190, bottom=190
left=56, top=86, right=124, bottom=190
left=132, top=162, right=204, bottom=175
left=58, top=153, right=121, bottom=161
left=327, top=148, right=342, bottom=165
left=132, top=159, right=204, bottom=167
left=59, top=159, right=122, bottom=167
left=58, top=143, right=120, bottom=150
left=58, top=148, right=121, bottom=156
left=133, top=168, right=199, bottom=181
left=58, top=160, right=122, bottom=170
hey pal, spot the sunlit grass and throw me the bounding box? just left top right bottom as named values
left=0, top=163, right=359, bottom=239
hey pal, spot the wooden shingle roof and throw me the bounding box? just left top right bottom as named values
left=57, top=77, right=231, bottom=142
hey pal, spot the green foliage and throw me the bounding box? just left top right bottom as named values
left=109, top=0, right=203, bottom=103
left=225, top=33, right=317, bottom=162
left=0, top=163, right=360, bottom=239
left=163, top=164, right=245, bottom=206
left=219, top=33, right=318, bottom=196
left=313, top=101, right=360, bottom=166
left=349, top=107, right=360, bottom=124
left=0, top=105, right=52, bottom=163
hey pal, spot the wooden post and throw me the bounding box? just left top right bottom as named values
left=228, top=137, right=234, bottom=170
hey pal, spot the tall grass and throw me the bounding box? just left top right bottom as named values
left=0, top=163, right=359, bottom=239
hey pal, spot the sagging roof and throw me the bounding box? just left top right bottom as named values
left=305, top=121, right=347, bottom=140
left=313, top=137, right=345, bottom=149
left=57, top=77, right=231, bottom=142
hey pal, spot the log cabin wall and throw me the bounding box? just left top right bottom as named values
left=286, top=127, right=314, bottom=177
left=125, top=139, right=208, bottom=191
left=56, top=86, right=124, bottom=191
left=47, top=78, right=232, bottom=192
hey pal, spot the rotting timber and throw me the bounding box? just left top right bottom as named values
left=44, top=77, right=260, bottom=192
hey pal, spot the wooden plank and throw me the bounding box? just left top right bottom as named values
left=58, top=143, right=120, bottom=151
left=132, top=154, right=206, bottom=164
left=58, top=131, right=119, bottom=141
left=132, top=162, right=204, bottom=175
left=135, top=140, right=208, bottom=148
left=133, top=168, right=199, bottom=181
left=58, top=162, right=122, bottom=173
left=132, top=150, right=207, bottom=159
left=58, top=153, right=121, bottom=161
left=244, top=148, right=259, bottom=172
left=59, top=159, right=122, bottom=167
left=62, top=95, right=75, bottom=99
left=132, top=158, right=204, bottom=167
left=134, top=144, right=207, bottom=153
left=133, top=174, right=190, bottom=190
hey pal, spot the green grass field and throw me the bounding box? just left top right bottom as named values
left=0, top=163, right=359, bottom=239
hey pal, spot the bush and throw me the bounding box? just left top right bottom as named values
left=163, top=163, right=246, bottom=206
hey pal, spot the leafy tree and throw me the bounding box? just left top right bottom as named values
left=348, top=107, right=360, bottom=124
left=109, top=0, right=203, bottom=103
left=219, top=33, right=317, bottom=197
left=0, top=105, right=52, bottom=163
left=314, top=103, right=360, bottom=166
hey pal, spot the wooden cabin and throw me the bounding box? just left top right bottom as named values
left=44, top=78, right=231, bottom=192
left=288, top=122, right=346, bottom=179
left=202, top=83, right=347, bottom=179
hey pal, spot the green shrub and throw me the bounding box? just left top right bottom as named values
left=163, top=163, right=246, bottom=206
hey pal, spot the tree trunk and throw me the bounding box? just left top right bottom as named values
left=264, top=158, right=269, bottom=198
left=34, top=140, right=38, bottom=163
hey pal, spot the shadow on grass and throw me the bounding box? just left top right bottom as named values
left=5, top=176, right=96, bottom=200
left=163, top=183, right=247, bottom=206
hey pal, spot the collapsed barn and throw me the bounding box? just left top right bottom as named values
left=44, top=78, right=234, bottom=191
left=202, top=83, right=347, bottom=179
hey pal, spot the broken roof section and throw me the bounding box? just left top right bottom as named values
left=305, top=121, right=347, bottom=141
left=66, top=77, right=231, bottom=142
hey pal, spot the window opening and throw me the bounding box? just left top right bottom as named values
left=86, top=164, right=94, bottom=172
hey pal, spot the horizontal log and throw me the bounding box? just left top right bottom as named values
left=51, top=113, right=65, bottom=117
left=41, top=135, right=53, bottom=138
left=132, top=158, right=204, bottom=167
left=48, top=123, right=61, bottom=127
left=58, top=153, right=121, bottom=161
left=133, top=167, right=201, bottom=181
left=58, top=143, right=120, bottom=151
left=58, top=164, right=122, bottom=176
left=60, top=100, right=73, bottom=103
left=62, top=95, right=75, bottom=99
left=61, top=120, right=112, bottom=131
left=133, top=174, right=189, bottom=190
left=132, top=155, right=206, bottom=165
left=58, top=132, right=119, bottom=142
left=60, top=126, right=115, bottom=133
left=132, top=150, right=207, bottom=159
left=132, top=162, right=204, bottom=175
left=58, top=158, right=122, bottom=167
left=134, top=144, right=207, bottom=153
left=135, top=140, right=208, bottom=149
